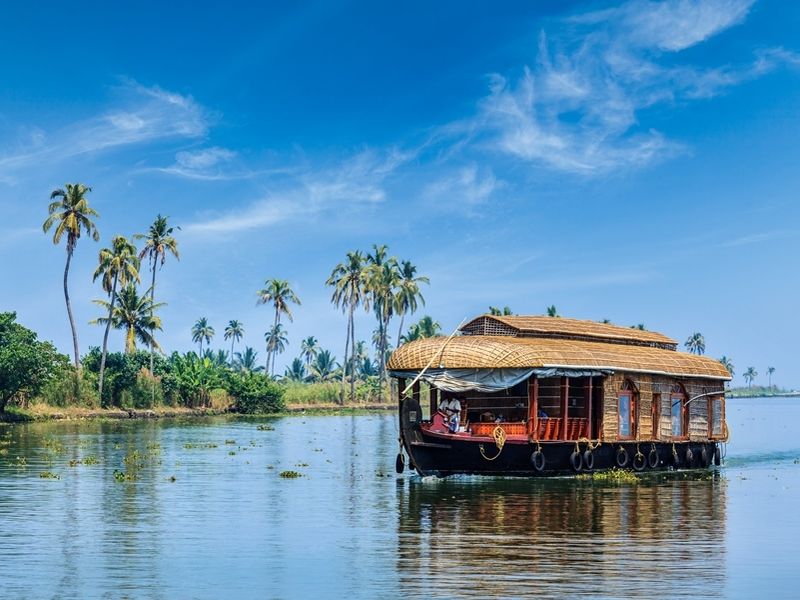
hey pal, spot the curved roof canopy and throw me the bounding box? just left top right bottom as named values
left=461, top=315, right=677, bottom=349
left=388, top=334, right=730, bottom=380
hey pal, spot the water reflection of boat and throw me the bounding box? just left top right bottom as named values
left=396, top=475, right=727, bottom=597
left=389, top=315, right=730, bottom=477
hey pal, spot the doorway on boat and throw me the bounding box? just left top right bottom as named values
left=534, top=376, right=601, bottom=441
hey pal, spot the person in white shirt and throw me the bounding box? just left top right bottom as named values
left=438, top=396, right=462, bottom=432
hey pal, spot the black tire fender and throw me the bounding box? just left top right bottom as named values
left=395, top=452, right=405, bottom=474
left=647, top=448, right=659, bottom=469
left=672, top=447, right=680, bottom=466
left=615, top=446, right=629, bottom=468
left=531, top=450, right=546, bottom=472
left=714, top=445, right=721, bottom=466
left=582, top=449, right=594, bottom=471
left=570, top=450, right=583, bottom=472
left=700, top=446, right=709, bottom=467
left=633, top=452, right=646, bottom=471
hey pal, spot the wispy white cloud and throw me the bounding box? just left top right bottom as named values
left=183, top=146, right=417, bottom=234
left=423, top=164, right=499, bottom=208
left=459, top=0, right=796, bottom=175
left=717, top=229, right=800, bottom=247
left=0, top=81, right=211, bottom=182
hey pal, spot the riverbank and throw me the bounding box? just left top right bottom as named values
left=0, top=402, right=395, bottom=422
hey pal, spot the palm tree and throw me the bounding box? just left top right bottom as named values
left=265, top=323, right=288, bottom=376
left=685, top=332, right=706, bottom=355
left=630, top=324, right=646, bottom=330
left=257, top=279, right=300, bottom=375
left=91, top=284, right=163, bottom=353
left=767, top=366, right=776, bottom=388
left=191, top=317, right=214, bottom=355
left=300, top=336, right=320, bottom=367
left=743, top=367, right=758, bottom=388
left=718, top=356, right=735, bottom=378
left=93, top=236, right=140, bottom=398
left=135, top=215, right=179, bottom=375
left=489, top=306, right=513, bottom=316
left=234, top=347, right=263, bottom=373
left=365, top=248, right=400, bottom=397
left=546, top=305, right=559, bottom=317
left=309, top=349, right=339, bottom=382
left=43, top=183, right=100, bottom=367
left=394, top=260, right=429, bottom=345
left=327, top=250, right=370, bottom=404
left=400, top=316, right=443, bottom=343
left=284, top=358, right=307, bottom=382
left=224, top=320, right=245, bottom=363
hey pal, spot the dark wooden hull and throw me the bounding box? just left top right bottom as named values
left=402, top=428, right=719, bottom=478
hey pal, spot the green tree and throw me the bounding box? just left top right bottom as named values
left=191, top=317, right=214, bottom=356
left=365, top=246, right=400, bottom=399
left=224, top=320, right=245, bottom=363
left=401, top=315, right=442, bottom=343
left=233, top=347, right=263, bottom=373
left=767, top=366, right=776, bottom=388
left=309, top=349, right=339, bottom=383
left=394, top=260, right=429, bottom=346
left=42, top=183, right=100, bottom=367
left=743, top=367, right=758, bottom=388
left=93, top=236, right=140, bottom=398
left=264, top=323, right=288, bottom=376
left=284, top=358, right=308, bottom=382
left=300, top=336, right=319, bottom=367
left=134, top=215, right=179, bottom=375
left=327, top=250, right=369, bottom=404
left=546, top=305, right=559, bottom=317
left=684, top=332, right=706, bottom=355
left=92, top=285, right=163, bottom=353
left=718, top=356, right=735, bottom=378
left=489, top=306, right=513, bottom=316
left=630, top=324, right=646, bottom=330
left=257, top=279, right=300, bottom=375
left=0, top=313, right=67, bottom=412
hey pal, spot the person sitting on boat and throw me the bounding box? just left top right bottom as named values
left=438, top=396, right=462, bottom=433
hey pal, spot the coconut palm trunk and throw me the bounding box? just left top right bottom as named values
left=63, top=246, right=81, bottom=368
left=149, top=258, right=157, bottom=372
left=349, top=305, right=357, bottom=404
left=340, top=313, right=351, bottom=405
left=396, top=314, right=405, bottom=351
left=97, top=272, right=119, bottom=400
left=269, top=310, right=280, bottom=376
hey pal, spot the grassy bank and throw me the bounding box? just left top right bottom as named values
left=727, top=386, right=800, bottom=398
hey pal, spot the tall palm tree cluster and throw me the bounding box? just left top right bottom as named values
left=43, top=182, right=179, bottom=398
left=326, top=244, right=429, bottom=404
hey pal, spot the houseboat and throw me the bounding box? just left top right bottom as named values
left=388, top=314, right=730, bottom=477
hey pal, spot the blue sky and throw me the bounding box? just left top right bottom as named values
left=1, top=0, right=799, bottom=387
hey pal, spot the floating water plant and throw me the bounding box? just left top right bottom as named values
left=224, top=439, right=236, bottom=445
left=576, top=469, right=640, bottom=483
left=82, top=455, right=99, bottom=465
left=68, top=459, right=81, bottom=467
left=296, top=462, right=309, bottom=467
left=39, top=471, right=60, bottom=479
left=279, top=470, right=302, bottom=478
left=256, top=425, right=274, bottom=431
left=113, top=469, right=138, bottom=482
left=183, top=442, right=218, bottom=449
left=228, top=451, right=236, bottom=456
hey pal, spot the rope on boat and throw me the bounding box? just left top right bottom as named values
left=479, top=425, right=507, bottom=461
left=577, top=437, right=601, bottom=451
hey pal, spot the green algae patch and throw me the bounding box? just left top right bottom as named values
left=39, top=471, right=60, bottom=479
left=279, top=470, right=303, bottom=479
left=576, top=469, right=640, bottom=483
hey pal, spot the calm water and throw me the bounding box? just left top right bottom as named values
left=0, top=397, right=797, bottom=599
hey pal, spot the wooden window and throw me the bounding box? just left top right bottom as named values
left=652, top=393, right=661, bottom=440
left=709, top=396, right=724, bottom=437
left=618, top=379, right=637, bottom=439
left=670, top=384, right=687, bottom=439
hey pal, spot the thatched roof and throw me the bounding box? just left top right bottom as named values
left=387, top=335, right=730, bottom=380
left=461, top=315, right=677, bottom=349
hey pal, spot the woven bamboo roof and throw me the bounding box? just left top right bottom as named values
left=387, top=335, right=731, bottom=380
left=462, top=315, right=677, bottom=348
